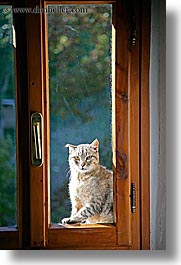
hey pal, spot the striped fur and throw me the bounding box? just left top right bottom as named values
left=61, top=139, right=113, bottom=224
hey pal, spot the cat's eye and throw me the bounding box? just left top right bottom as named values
left=74, top=156, right=80, bottom=161
left=86, top=156, right=93, bottom=160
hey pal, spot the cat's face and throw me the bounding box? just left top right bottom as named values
left=66, top=139, right=99, bottom=173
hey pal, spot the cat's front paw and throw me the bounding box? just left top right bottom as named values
left=61, top=217, right=71, bottom=224
left=61, top=217, right=81, bottom=224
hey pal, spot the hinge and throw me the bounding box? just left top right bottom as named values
left=131, top=183, right=136, bottom=213
left=129, top=15, right=136, bottom=48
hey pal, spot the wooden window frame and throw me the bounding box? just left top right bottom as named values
left=0, top=0, right=30, bottom=249
left=27, top=0, right=150, bottom=250
left=0, top=0, right=150, bottom=250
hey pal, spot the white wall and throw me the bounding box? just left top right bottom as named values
left=150, top=0, right=166, bottom=250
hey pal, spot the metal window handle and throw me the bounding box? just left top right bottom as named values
left=31, top=112, right=43, bottom=167
left=33, top=122, right=42, bottom=160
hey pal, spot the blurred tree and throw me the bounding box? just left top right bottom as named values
left=48, top=5, right=112, bottom=121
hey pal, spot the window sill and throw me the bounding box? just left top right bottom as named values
left=50, top=223, right=115, bottom=229
left=0, top=226, right=18, bottom=232
left=47, top=223, right=116, bottom=249
left=0, top=227, right=19, bottom=249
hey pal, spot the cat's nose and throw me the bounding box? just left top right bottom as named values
left=81, top=162, right=86, bottom=168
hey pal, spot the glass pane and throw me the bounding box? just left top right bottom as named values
left=47, top=5, right=113, bottom=224
left=0, top=6, right=17, bottom=226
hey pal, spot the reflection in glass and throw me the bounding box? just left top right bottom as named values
left=0, top=6, right=16, bottom=226
left=47, top=5, right=112, bottom=223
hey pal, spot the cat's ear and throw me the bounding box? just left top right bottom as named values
left=90, top=139, right=99, bottom=152
left=65, top=144, right=77, bottom=153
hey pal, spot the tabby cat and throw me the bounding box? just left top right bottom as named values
left=61, top=139, right=113, bottom=224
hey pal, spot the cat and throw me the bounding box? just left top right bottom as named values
left=61, top=139, right=113, bottom=224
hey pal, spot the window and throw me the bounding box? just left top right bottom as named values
left=27, top=0, right=150, bottom=249
left=0, top=0, right=150, bottom=250
left=0, top=6, right=17, bottom=228
left=0, top=1, right=29, bottom=249
left=47, top=4, right=113, bottom=224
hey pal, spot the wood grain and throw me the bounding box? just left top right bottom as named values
left=48, top=225, right=116, bottom=248
left=114, top=0, right=131, bottom=246
left=27, top=0, right=46, bottom=248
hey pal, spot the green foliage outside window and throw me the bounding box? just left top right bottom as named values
left=48, top=5, right=112, bottom=121
left=0, top=6, right=16, bottom=227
